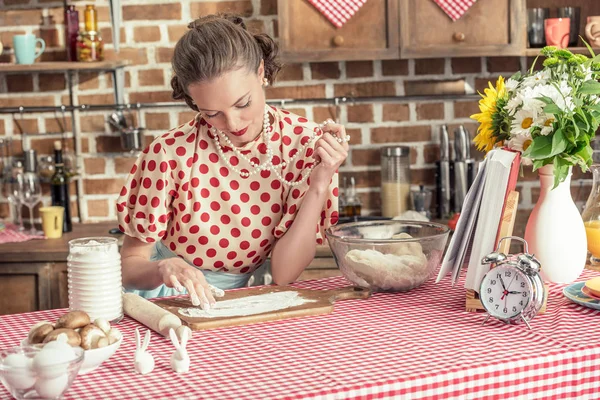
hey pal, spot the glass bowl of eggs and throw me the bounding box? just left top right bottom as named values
left=0, top=343, right=84, bottom=399
left=326, top=220, right=450, bottom=292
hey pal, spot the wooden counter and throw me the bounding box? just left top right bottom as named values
left=0, top=223, right=338, bottom=315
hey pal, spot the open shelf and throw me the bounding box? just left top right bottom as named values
left=0, top=61, right=128, bottom=73
left=525, top=47, right=600, bottom=57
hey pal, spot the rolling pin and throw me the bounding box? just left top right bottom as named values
left=123, top=293, right=182, bottom=337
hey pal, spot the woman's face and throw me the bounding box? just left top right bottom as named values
left=188, top=63, right=266, bottom=147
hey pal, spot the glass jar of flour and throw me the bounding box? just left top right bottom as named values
left=67, top=237, right=123, bottom=323
left=380, top=146, right=412, bottom=218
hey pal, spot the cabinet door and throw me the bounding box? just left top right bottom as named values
left=400, top=0, right=526, bottom=58
left=278, top=0, right=399, bottom=62
left=0, top=263, right=52, bottom=315
left=51, top=262, right=69, bottom=310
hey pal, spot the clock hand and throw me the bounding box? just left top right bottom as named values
left=498, top=275, right=507, bottom=290
left=508, top=291, right=522, bottom=294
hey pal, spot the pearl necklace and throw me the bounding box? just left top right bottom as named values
left=210, top=105, right=319, bottom=187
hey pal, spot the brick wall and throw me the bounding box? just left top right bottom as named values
left=0, top=0, right=594, bottom=237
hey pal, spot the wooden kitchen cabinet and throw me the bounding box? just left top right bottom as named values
left=0, top=263, right=52, bottom=315
left=400, top=0, right=526, bottom=58
left=0, top=223, right=120, bottom=315
left=277, top=0, right=399, bottom=62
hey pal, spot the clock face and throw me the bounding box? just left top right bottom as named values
left=480, top=265, right=532, bottom=319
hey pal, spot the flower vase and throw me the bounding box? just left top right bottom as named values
left=524, top=164, right=587, bottom=283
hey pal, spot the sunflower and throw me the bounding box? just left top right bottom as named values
left=470, top=76, right=510, bottom=153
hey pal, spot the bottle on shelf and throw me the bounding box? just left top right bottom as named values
left=51, top=140, right=72, bottom=232
left=77, top=4, right=103, bottom=62
left=64, top=5, right=80, bottom=62
left=343, top=176, right=362, bottom=219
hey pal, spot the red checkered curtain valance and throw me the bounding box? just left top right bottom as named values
left=307, top=0, right=368, bottom=28
left=433, top=0, right=477, bottom=21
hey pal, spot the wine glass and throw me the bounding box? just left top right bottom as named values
left=1, top=165, right=25, bottom=231
left=17, top=171, right=43, bottom=235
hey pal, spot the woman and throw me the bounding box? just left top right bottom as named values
left=116, top=14, right=349, bottom=310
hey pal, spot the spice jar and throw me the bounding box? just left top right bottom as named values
left=380, top=146, right=412, bottom=218
left=76, top=31, right=103, bottom=62
left=64, top=5, right=80, bottom=62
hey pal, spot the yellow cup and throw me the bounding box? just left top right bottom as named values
left=39, top=206, right=64, bottom=239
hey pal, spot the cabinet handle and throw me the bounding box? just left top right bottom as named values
left=332, top=35, right=345, bottom=47
left=453, top=32, right=466, bottom=42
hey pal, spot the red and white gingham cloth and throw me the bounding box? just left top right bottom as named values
left=0, top=223, right=45, bottom=244
left=1, top=271, right=600, bottom=399
left=433, top=0, right=477, bottom=21
left=307, top=0, right=367, bottom=28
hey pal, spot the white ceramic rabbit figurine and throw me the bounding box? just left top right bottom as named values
left=169, top=327, right=190, bottom=373
left=134, top=328, right=155, bottom=375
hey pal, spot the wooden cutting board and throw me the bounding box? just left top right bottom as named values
left=153, top=285, right=371, bottom=330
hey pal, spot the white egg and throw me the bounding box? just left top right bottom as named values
left=32, top=349, right=75, bottom=379
left=42, top=340, right=75, bottom=357
left=34, top=373, right=68, bottom=399
left=2, top=354, right=35, bottom=390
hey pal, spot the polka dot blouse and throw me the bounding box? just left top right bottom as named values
left=116, top=106, right=339, bottom=274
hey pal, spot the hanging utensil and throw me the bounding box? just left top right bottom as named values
left=452, top=126, right=469, bottom=212
left=436, top=125, right=451, bottom=218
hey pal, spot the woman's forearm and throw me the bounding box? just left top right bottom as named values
left=270, top=185, right=329, bottom=285
left=121, top=256, right=164, bottom=290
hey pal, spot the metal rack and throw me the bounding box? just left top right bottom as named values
left=0, top=93, right=480, bottom=115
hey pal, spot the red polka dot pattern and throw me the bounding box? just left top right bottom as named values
left=116, top=108, right=338, bottom=275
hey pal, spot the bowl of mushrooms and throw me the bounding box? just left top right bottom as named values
left=22, top=310, right=122, bottom=375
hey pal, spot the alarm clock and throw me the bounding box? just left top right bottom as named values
left=479, top=236, right=545, bottom=330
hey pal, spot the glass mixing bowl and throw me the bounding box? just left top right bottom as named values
left=326, top=220, right=450, bottom=292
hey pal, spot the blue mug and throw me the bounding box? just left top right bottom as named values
left=12, top=34, right=45, bottom=65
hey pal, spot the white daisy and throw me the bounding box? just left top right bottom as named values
left=507, top=132, right=532, bottom=151
left=510, top=109, right=536, bottom=137
left=522, top=70, right=551, bottom=88
left=536, top=113, right=555, bottom=136
left=505, top=78, right=520, bottom=92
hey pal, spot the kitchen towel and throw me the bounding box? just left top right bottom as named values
left=307, top=0, right=368, bottom=28
left=433, top=0, right=477, bottom=21
left=0, top=223, right=45, bottom=243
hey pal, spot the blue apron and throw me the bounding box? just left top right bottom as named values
left=125, top=241, right=251, bottom=299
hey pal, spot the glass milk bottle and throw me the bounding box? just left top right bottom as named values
left=67, top=237, right=123, bottom=322
left=380, top=146, right=412, bottom=218
left=581, top=164, right=600, bottom=265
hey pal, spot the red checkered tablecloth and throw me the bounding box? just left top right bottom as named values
left=2, top=271, right=600, bottom=399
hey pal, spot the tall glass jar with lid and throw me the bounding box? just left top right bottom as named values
left=380, top=146, right=412, bottom=218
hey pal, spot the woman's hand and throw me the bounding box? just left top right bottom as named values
left=311, top=119, right=349, bottom=191
left=157, top=257, right=222, bottom=309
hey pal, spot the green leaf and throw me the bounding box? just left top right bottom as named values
left=549, top=128, right=569, bottom=157
left=583, top=37, right=597, bottom=58
left=580, top=80, right=600, bottom=94
left=552, top=155, right=570, bottom=188
left=524, top=135, right=553, bottom=159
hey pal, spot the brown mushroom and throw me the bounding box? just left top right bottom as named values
left=79, top=324, right=107, bottom=350
left=43, top=328, right=81, bottom=347
left=28, top=322, right=54, bottom=345
left=55, top=311, right=90, bottom=330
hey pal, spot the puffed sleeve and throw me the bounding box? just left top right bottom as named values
left=273, top=124, right=340, bottom=245
left=116, top=139, right=177, bottom=243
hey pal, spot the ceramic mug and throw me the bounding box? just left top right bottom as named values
left=12, top=34, right=45, bottom=65
left=39, top=206, right=64, bottom=239
left=585, top=16, right=600, bottom=47
left=544, top=18, right=570, bottom=49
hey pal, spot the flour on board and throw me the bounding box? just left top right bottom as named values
left=178, top=291, right=316, bottom=318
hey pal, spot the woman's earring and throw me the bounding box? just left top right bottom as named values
left=262, top=78, right=269, bottom=87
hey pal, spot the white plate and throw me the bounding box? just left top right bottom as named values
left=563, top=282, right=600, bottom=311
